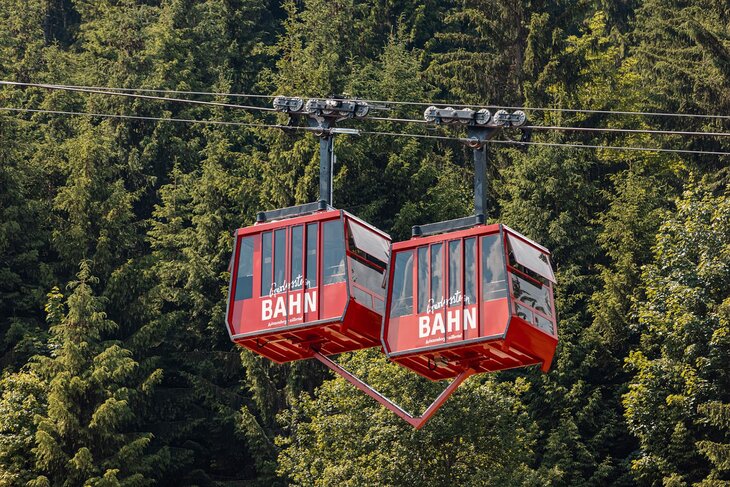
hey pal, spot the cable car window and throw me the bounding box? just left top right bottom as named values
left=481, top=235, right=507, bottom=301
left=431, top=243, right=444, bottom=308
left=235, top=237, right=254, bottom=300
left=515, top=303, right=534, bottom=323
left=350, top=259, right=384, bottom=296
left=464, top=238, right=477, bottom=305
left=511, top=274, right=552, bottom=316
left=323, top=220, right=345, bottom=284
left=291, top=225, right=303, bottom=290
left=506, top=234, right=556, bottom=283
left=347, top=219, right=389, bottom=265
left=373, top=296, right=384, bottom=314
left=352, top=286, right=373, bottom=309
left=534, top=314, right=554, bottom=335
left=390, top=251, right=413, bottom=317
left=448, top=240, right=461, bottom=307
left=417, top=247, right=428, bottom=313
left=274, top=228, right=286, bottom=291
left=261, top=231, right=272, bottom=296
left=306, top=223, right=317, bottom=287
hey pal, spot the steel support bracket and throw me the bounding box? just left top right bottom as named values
left=466, top=126, right=500, bottom=219
left=305, top=118, right=335, bottom=205
left=312, top=351, right=474, bottom=430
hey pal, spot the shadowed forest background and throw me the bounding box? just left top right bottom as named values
left=0, top=0, right=729, bottom=485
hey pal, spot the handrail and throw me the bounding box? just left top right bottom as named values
left=312, top=351, right=473, bottom=429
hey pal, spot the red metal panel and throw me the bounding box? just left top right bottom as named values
left=390, top=223, right=501, bottom=252
left=227, top=211, right=349, bottom=340
left=237, top=209, right=342, bottom=236
left=385, top=302, right=486, bottom=354
left=230, top=280, right=346, bottom=338
left=480, top=298, right=510, bottom=336
left=228, top=207, right=390, bottom=362
left=383, top=226, right=507, bottom=356
left=382, top=222, right=558, bottom=381
left=504, top=317, right=557, bottom=372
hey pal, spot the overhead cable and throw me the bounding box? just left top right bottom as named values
left=3, top=106, right=729, bottom=156
left=359, top=129, right=730, bottom=156
left=4, top=80, right=729, bottom=122
left=34, top=83, right=277, bottom=99
left=366, top=116, right=730, bottom=137
left=522, top=125, right=730, bottom=137
left=487, top=138, right=730, bottom=156
left=0, top=81, right=276, bottom=112
left=0, top=107, right=306, bottom=131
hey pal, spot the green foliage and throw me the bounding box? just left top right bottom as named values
left=276, top=350, right=537, bottom=486
left=0, top=0, right=729, bottom=485
left=697, top=400, right=730, bottom=481
left=0, top=263, right=162, bottom=486
left=0, top=369, right=46, bottom=486
left=624, top=183, right=730, bottom=485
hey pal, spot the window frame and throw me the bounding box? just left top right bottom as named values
left=506, top=233, right=556, bottom=283
left=507, top=266, right=556, bottom=336
left=480, top=233, right=508, bottom=302
left=234, top=236, right=255, bottom=301
left=322, top=219, right=347, bottom=285
left=389, top=250, right=414, bottom=317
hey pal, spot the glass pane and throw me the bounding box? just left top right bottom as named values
left=448, top=240, right=461, bottom=306
left=323, top=220, right=346, bottom=284
left=291, top=226, right=303, bottom=290
left=389, top=251, right=413, bottom=317
left=350, top=258, right=384, bottom=296
left=515, top=303, right=533, bottom=322
left=352, top=286, right=373, bottom=309
left=481, top=235, right=507, bottom=301
left=417, top=247, right=428, bottom=313
left=235, top=237, right=254, bottom=300
left=511, top=274, right=552, bottom=316
left=373, top=296, right=384, bottom=314
left=347, top=219, right=389, bottom=264
left=534, top=313, right=554, bottom=334
left=507, top=234, right=556, bottom=283
left=274, top=228, right=286, bottom=292
left=306, top=223, right=317, bottom=287
left=261, top=232, right=272, bottom=296
left=464, top=238, right=476, bottom=305
left=431, top=243, right=443, bottom=308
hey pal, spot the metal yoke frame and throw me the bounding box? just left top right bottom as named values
left=312, top=351, right=474, bottom=429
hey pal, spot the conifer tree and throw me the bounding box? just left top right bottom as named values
left=696, top=400, right=730, bottom=485
left=276, top=351, right=538, bottom=486
left=497, top=12, right=650, bottom=485
left=0, top=368, right=46, bottom=485
left=624, top=183, right=730, bottom=485
left=1, top=0, right=729, bottom=484
left=0, top=0, right=66, bottom=371
left=0, top=115, right=51, bottom=370
left=142, top=125, right=269, bottom=483
left=21, top=262, right=163, bottom=486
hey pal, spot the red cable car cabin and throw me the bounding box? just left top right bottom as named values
left=226, top=206, right=391, bottom=362
left=382, top=223, right=557, bottom=381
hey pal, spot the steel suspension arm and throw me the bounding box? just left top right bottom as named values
left=312, top=351, right=473, bottom=429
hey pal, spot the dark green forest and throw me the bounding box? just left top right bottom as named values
left=0, top=0, right=728, bottom=485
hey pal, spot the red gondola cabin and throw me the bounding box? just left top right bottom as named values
left=382, top=223, right=557, bottom=380
left=226, top=205, right=391, bottom=362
